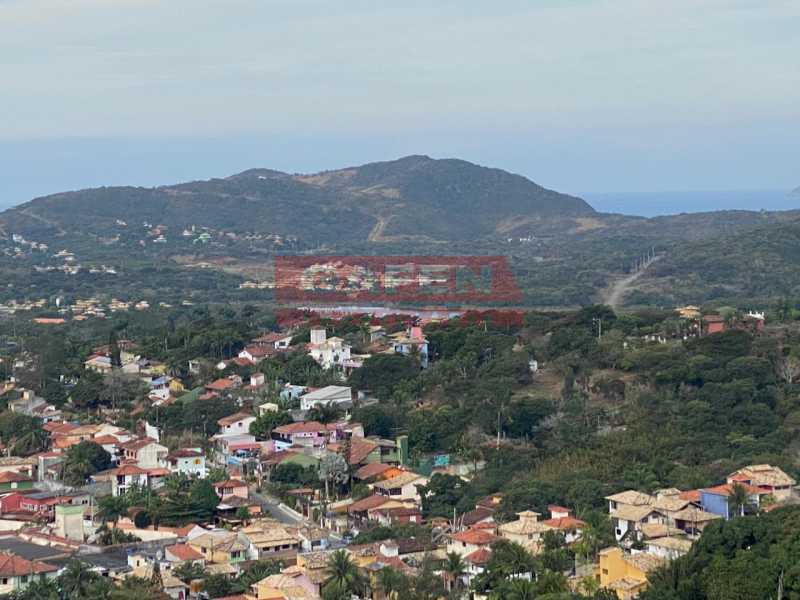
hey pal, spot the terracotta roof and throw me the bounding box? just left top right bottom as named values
left=347, top=494, right=394, bottom=514
left=93, top=435, right=122, bottom=445
left=464, top=547, right=491, bottom=566
left=273, top=421, right=327, bottom=435
left=679, top=489, right=701, bottom=503
left=0, top=553, right=58, bottom=576
left=702, top=483, right=762, bottom=497
left=346, top=438, right=379, bottom=465
left=542, top=516, right=586, bottom=530
left=114, top=465, right=149, bottom=476
left=450, top=529, right=499, bottom=545
left=548, top=504, right=571, bottom=513
left=670, top=506, right=722, bottom=522
left=622, top=551, right=666, bottom=573
left=166, top=543, right=205, bottom=561
left=43, top=422, right=77, bottom=434
left=354, top=462, right=392, bottom=480
left=217, top=412, right=254, bottom=427
left=168, top=449, right=204, bottom=459
left=0, top=472, right=31, bottom=483
left=206, top=378, right=236, bottom=391
left=243, top=344, right=275, bottom=357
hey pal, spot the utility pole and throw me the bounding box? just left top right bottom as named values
left=592, top=317, right=602, bottom=340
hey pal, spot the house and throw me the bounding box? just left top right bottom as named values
left=238, top=344, right=275, bottom=364
left=447, top=528, right=501, bottom=558
left=252, top=568, right=318, bottom=599
left=597, top=547, right=665, bottom=599
left=390, top=326, right=429, bottom=367
left=188, top=531, right=248, bottom=565
left=118, top=438, right=168, bottom=469
left=354, top=462, right=393, bottom=483
left=541, top=505, right=586, bottom=544
left=727, top=464, right=797, bottom=501
left=257, top=401, right=279, bottom=416
left=372, top=471, right=428, bottom=502
left=700, top=483, right=762, bottom=519
left=253, top=332, right=294, bottom=350
left=0, top=552, right=58, bottom=595
left=214, top=479, right=249, bottom=500
left=216, top=412, right=257, bottom=436
left=498, top=511, right=554, bottom=554
left=111, top=465, right=151, bottom=496
left=668, top=506, right=722, bottom=536
left=703, top=315, right=726, bottom=335
left=271, top=421, right=328, bottom=451
left=0, top=472, right=34, bottom=493
left=241, top=521, right=301, bottom=560
left=606, top=490, right=669, bottom=543
left=299, top=386, right=352, bottom=412
left=368, top=505, right=423, bottom=527
left=205, top=377, right=241, bottom=393
left=164, top=543, right=205, bottom=566
left=308, top=329, right=351, bottom=370
left=166, top=449, right=206, bottom=478
left=19, top=490, right=91, bottom=519
left=645, top=536, right=693, bottom=560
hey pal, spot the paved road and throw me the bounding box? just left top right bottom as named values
left=249, top=486, right=305, bottom=525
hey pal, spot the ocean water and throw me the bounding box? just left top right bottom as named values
left=585, top=190, right=799, bottom=217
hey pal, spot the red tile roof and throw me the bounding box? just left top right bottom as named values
left=464, top=547, right=492, bottom=566
left=166, top=543, right=205, bottom=561
left=348, top=494, right=394, bottom=514
left=679, top=489, right=701, bottom=503
left=0, top=553, right=58, bottom=576
left=354, top=462, right=393, bottom=480
left=346, top=438, right=379, bottom=466
left=273, top=421, right=327, bottom=435
left=450, top=529, right=500, bottom=545
left=0, top=472, right=31, bottom=483
left=702, top=483, right=762, bottom=497
left=542, top=516, right=586, bottom=530
left=115, top=465, right=149, bottom=476
left=206, top=378, right=236, bottom=391
left=119, top=437, right=160, bottom=452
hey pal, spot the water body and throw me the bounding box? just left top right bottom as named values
left=585, top=189, right=798, bottom=217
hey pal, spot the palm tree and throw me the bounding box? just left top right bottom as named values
left=443, top=551, right=466, bottom=593
left=324, top=549, right=365, bottom=597
left=60, top=559, right=99, bottom=597
left=376, top=567, right=407, bottom=600
left=729, top=483, right=751, bottom=517
left=503, top=579, right=537, bottom=600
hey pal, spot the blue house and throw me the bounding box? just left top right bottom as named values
left=700, top=484, right=761, bottom=520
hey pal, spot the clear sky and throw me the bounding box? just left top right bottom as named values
left=1, top=0, right=799, bottom=208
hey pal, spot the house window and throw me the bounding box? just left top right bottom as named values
left=21, top=576, right=28, bottom=583
left=602, top=569, right=608, bottom=575
left=1, top=578, right=7, bottom=584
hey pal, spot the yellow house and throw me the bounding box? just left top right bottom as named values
left=597, top=547, right=665, bottom=599
left=188, top=532, right=247, bottom=564
left=169, top=379, right=186, bottom=393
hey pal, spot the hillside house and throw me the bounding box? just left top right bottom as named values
left=118, top=438, right=168, bottom=469
left=498, top=511, right=554, bottom=554
left=447, top=528, right=501, bottom=558
left=390, top=326, right=429, bottom=367
left=597, top=547, right=665, bottom=600
left=272, top=421, right=328, bottom=451
left=0, top=553, right=58, bottom=596
left=727, top=464, right=796, bottom=501
left=700, top=483, right=762, bottom=519
left=167, top=449, right=206, bottom=478
left=216, top=412, right=256, bottom=436
left=372, top=471, right=428, bottom=502
left=308, top=329, right=351, bottom=370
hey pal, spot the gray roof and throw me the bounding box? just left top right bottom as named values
left=0, top=536, right=73, bottom=561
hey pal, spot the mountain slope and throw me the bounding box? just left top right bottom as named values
left=0, top=156, right=593, bottom=245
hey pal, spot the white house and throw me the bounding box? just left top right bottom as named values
left=308, top=329, right=351, bottom=370
left=167, top=449, right=207, bottom=478
left=112, top=465, right=151, bottom=496
left=299, top=386, right=352, bottom=411
left=119, top=438, right=169, bottom=469
left=390, top=327, right=429, bottom=368
left=372, top=471, right=428, bottom=502
left=216, top=412, right=257, bottom=436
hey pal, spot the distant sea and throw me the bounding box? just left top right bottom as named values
left=584, top=190, right=799, bottom=218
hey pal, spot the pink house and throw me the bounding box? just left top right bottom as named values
left=214, top=479, right=249, bottom=500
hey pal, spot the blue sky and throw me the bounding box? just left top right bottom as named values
left=1, top=0, right=799, bottom=208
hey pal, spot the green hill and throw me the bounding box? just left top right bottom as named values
left=0, top=155, right=593, bottom=245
